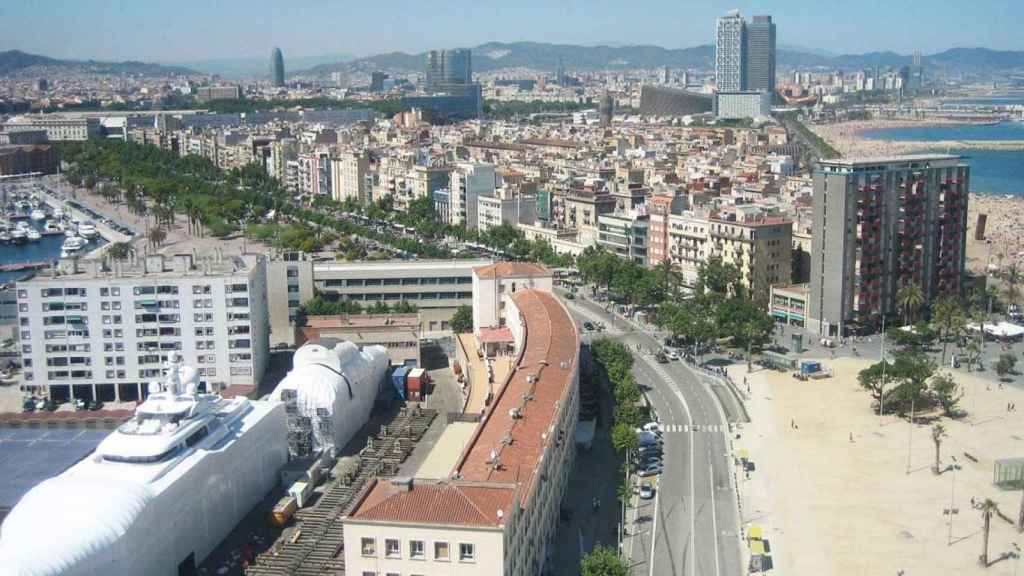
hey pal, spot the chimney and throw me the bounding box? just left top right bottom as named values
left=391, top=477, right=413, bottom=492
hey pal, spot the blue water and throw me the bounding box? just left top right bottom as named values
left=861, top=122, right=1024, bottom=196
left=0, top=220, right=105, bottom=284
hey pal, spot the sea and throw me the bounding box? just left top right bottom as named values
left=861, top=120, right=1024, bottom=197
left=0, top=219, right=105, bottom=284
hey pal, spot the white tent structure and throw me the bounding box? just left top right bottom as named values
left=270, top=339, right=388, bottom=454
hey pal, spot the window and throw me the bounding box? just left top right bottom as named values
left=434, top=541, right=449, bottom=561
left=459, top=543, right=474, bottom=562
left=409, top=540, right=425, bottom=559
left=385, top=538, right=400, bottom=558
left=360, top=538, right=376, bottom=557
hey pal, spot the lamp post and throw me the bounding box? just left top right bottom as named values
left=906, top=392, right=915, bottom=474
left=880, top=313, right=887, bottom=421
left=947, top=455, right=960, bottom=546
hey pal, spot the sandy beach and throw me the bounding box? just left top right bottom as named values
left=733, top=358, right=1024, bottom=576
left=810, top=119, right=1024, bottom=158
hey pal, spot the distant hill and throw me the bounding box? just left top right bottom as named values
left=304, top=41, right=1024, bottom=76
left=0, top=49, right=197, bottom=77
left=178, top=52, right=355, bottom=78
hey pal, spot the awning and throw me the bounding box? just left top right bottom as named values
left=748, top=525, right=763, bottom=540
left=138, top=299, right=158, bottom=306
left=66, top=315, right=84, bottom=323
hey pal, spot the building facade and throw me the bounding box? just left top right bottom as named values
left=808, top=155, right=969, bottom=336
left=716, top=10, right=747, bottom=91
left=271, top=47, right=285, bottom=87
left=4, top=117, right=101, bottom=141
left=450, top=162, right=495, bottom=230
left=746, top=15, right=776, bottom=95
left=331, top=151, right=371, bottom=204
left=343, top=287, right=579, bottom=576
left=16, top=254, right=270, bottom=403
left=709, top=216, right=792, bottom=304
left=714, top=91, right=772, bottom=119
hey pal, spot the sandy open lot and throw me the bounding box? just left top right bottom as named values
left=735, top=357, right=1024, bottom=576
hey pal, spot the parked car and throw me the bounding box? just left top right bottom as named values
left=642, top=422, right=663, bottom=435
left=664, top=348, right=680, bottom=361
left=638, top=463, right=663, bottom=477
left=655, top=351, right=669, bottom=363
left=639, top=483, right=656, bottom=500
left=638, top=431, right=662, bottom=447
left=582, top=321, right=595, bottom=332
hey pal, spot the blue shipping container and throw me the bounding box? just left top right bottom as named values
left=391, top=366, right=410, bottom=400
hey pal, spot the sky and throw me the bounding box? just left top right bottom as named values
left=1, top=0, right=1022, bottom=63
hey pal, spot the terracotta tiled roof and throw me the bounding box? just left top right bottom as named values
left=473, top=262, right=550, bottom=279
left=454, top=290, right=579, bottom=503
left=349, top=480, right=514, bottom=527
left=478, top=326, right=514, bottom=344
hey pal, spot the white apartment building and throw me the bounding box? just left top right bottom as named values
left=450, top=162, right=495, bottom=229
left=16, top=253, right=270, bottom=403
left=471, top=262, right=553, bottom=333
left=331, top=151, right=371, bottom=203
left=265, top=258, right=494, bottom=340
left=477, top=193, right=537, bottom=233
left=5, top=116, right=101, bottom=141
left=714, top=90, right=772, bottom=120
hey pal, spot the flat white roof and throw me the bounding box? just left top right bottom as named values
left=313, top=258, right=492, bottom=274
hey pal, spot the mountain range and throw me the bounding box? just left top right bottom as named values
left=0, top=50, right=196, bottom=77
left=174, top=53, right=355, bottom=78
left=305, top=41, right=1024, bottom=75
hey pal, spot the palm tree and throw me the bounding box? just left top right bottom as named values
left=1005, top=265, right=1021, bottom=306
left=148, top=227, right=167, bottom=250
left=931, top=423, right=947, bottom=475
left=933, top=296, right=966, bottom=366
left=1018, top=485, right=1024, bottom=533
left=980, top=498, right=999, bottom=566
left=897, top=283, right=925, bottom=325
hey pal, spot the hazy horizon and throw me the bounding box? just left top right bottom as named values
left=1, top=0, right=1022, bottom=64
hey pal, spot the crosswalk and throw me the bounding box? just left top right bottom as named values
left=660, top=423, right=727, bottom=433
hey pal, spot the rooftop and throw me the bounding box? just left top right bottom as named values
left=347, top=289, right=578, bottom=527
left=818, top=154, right=964, bottom=166
left=27, top=253, right=258, bottom=282
left=313, top=258, right=492, bottom=273
left=305, top=314, right=420, bottom=330
left=473, top=262, right=551, bottom=279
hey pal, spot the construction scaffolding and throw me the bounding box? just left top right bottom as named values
left=246, top=404, right=437, bottom=576
left=283, top=390, right=314, bottom=458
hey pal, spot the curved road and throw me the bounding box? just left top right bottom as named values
left=564, top=293, right=743, bottom=576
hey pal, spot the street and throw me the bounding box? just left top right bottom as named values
left=563, top=292, right=744, bottom=576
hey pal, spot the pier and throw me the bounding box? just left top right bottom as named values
left=0, top=260, right=53, bottom=273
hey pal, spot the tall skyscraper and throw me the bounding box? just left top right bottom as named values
left=270, top=47, right=285, bottom=87
left=424, top=48, right=472, bottom=92
left=441, top=48, right=472, bottom=84
left=808, top=155, right=969, bottom=336
left=715, top=10, right=747, bottom=91
left=746, top=15, right=776, bottom=95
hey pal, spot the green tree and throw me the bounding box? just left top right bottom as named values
left=897, top=283, right=925, bottom=325
left=580, top=545, right=629, bottom=576
left=611, top=422, right=639, bottom=455
left=980, top=499, right=999, bottom=566
left=697, top=257, right=744, bottom=300
left=930, top=372, right=963, bottom=417
left=931, top=423, right=947, bottom=475
left=932, top=296, right=966, bottom=366
left=147, top=227, right=167, bottom=250
left=858, top=359, right=894, bottom=410
left=450, top=305, right=473, bottom=333
left=106, top=241, right=134, bottom=262
left=997, top=352, right=1018, bottom=378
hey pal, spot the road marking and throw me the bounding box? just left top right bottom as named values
left=710, top=463, right=721, bottom=576
left=647, top=474, right=660, bottom=576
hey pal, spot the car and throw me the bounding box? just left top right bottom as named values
left=639, top=483, right=656, bottom=500
left=642, top=422, right=663, bottom=435
left=655, top=351, right=669, bottom=363
left=638, top=431, right=662, bottom=447
left=582, top=321, right=595, bottom=332
left=564, top=291, right=575, bottom=300
left=637, top=463, right=663, bottom=477
left=664, top=349, right=680, bottom=361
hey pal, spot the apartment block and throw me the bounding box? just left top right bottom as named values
left=331, top=151, right=371, bottom=203
left=450, top=162, right=495, bottom=229
left=709, top=215, right=792, bottom=304
left=809, top=155, right=969, bottom=336
left=343, top=287, right=579, bottom=576
left=266, top=258, right=494, bottom=339
left=16, top=254, right=269, bottom=403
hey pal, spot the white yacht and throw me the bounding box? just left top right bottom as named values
left=0, top=355, right=289, bottom=576
left=60, top=236, right=88, bottom=258
left=29, top=208, right=46, bottom=221
left=42, top=220, right=63, bottom=234
left=77, top=221, right=98, bottom=239
left=9, top=222, right=27, bottom=243
left=26, top=228, right=40, bottom=241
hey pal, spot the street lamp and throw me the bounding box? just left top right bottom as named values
left=947, top=455, right=961, bottom=546
left=906, top=392, right=915, bottom=474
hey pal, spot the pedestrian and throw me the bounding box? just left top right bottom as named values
left=790, top=418, right=795, bottom=429
left=849, top=432, right=854, bottom=443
